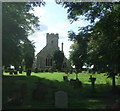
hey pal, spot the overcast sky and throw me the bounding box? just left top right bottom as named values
left=28, top=1, right=90, bottom=59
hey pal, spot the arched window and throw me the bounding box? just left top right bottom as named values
left=63, top=62, right=66, bottom=68
left=46, top=56, right=52, bottom=66
left=46, top=58, right=48, bottom=66
left=50, top=58, right=52, bottom=66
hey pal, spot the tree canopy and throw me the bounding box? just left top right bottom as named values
left=53, top=50, right=64, bottom=71
left=58, top=2, right=114, bottom=23
left=2, top=2, right=45, bottom=69
left=57, top=2, right=120, bottom=87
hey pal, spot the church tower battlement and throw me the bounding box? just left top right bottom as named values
left=46, top=33, right=59, bottom=47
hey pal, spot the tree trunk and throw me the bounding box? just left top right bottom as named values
left=76, top=73, right=78, bottom=79
left=26, top=69, right=31, bottom=76
left=112, top=74, right=116, bottom=88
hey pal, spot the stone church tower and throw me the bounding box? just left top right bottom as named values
left=35, top=33, right=59, bottom=71
left=34, top=33, right=70, bottom=72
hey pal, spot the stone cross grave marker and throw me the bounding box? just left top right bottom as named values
left=55, top=90, right=68, bottom=109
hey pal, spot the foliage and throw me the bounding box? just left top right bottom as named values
left=2, top=2, right=44, bottom=68
left=23, top=41, right=35, bottom=69
left=69, top=27, right=91, bottom=72
left=57, top=2, right=120, bottom=87
left=89, top=4, right=120, bottom=74
left=53, top=50, right=64, bottom=71
left=57, top=2, right=114, bottom=23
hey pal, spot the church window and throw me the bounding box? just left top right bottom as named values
left=46, top=58, right=47, bottom=66
left=51, top=41, right=53, bottom=44
left=46, top=57, right=52, bottom=66
left=50, top=58, right=52, bottom=66
left=63, top=63, right=66, bottom=68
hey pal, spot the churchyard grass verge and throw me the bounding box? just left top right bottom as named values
left=2, top=72, right=120, bottom=109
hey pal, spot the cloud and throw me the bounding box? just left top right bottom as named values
left=39, top=24, right=48, bottom=32
left=74, top=20, right=85, bottom=26
left=46, top=27, right=68, bottom=39
left=29, top=7, right=45, bottom=18
left=28, top=6, right=73, bottom=58
left=59, top=40, right=73, bottom=59
left=44, top=0, right=55, bottom=2
left=28, top=32, right=46, bottom=55
left=57, top=23, right=69, bottom=28
left=73, top=19, right=90, bottom=27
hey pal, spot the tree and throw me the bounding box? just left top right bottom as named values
left=2, top=2, right=45, bottom=69
left=57, top=2, right=114, bottom=23
left=69, top=38, right=86, bottom=73
left=53, top=50, right=64, bottom=71
left=87, top=4, right=120, bottom=88
left=20, top=40, right=35, bottom=76
left=57, top=2, right=120, bottom=88
left=68, top=26, right=91, bottom=72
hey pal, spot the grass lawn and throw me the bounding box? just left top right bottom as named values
left=2, top=72, right=120, bottom=109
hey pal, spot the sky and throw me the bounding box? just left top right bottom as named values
left=28, top=1, right=90, bottom=59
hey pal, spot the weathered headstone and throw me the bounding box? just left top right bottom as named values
left=7, top=90, right=23, bottom=106
left=70, top=79, right=82, bottom=88
left=34, top=68, right=38, bottom=73
left=14, top=70, right=18, bottom=74
left=9, top=69, right=14, bottom=75
left=55, top=91, right=68, bottom=109
left=19, top=69, right=22, bottom=74
left=32, top=80, right=46, bottom=101
left=63, top=76, right=68, bottom=82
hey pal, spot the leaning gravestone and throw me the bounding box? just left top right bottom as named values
left=55, top=91, right=68, bottom=109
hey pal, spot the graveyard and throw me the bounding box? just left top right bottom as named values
left=2, top=72, right=120, bottom=110
left=2, top=2, right=120, bottom=111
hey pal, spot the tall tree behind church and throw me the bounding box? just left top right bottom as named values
left=53, top=50, right=64, bottom=71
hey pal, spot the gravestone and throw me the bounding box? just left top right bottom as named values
left=9, top=69, right=14, bottom=75
left=20, top=83, right=27, bottom=95
left=7, top=83, right=27, bottom=106
left=63, top=76, right=68, bottom=82
left=19, top=66, right=22, bottom=74
left=32, top=80, right=46, bottom=101
left=70, top=79, right=82, bottom=88
left=19, top=69, right=22, bottom=74
left=14, top=70, right=18, bottom=74
left=7, top=90, right=23, bottom=106
left=34, top=68, right=38, bottom=73
left=55, top=91, right=68, bottom=109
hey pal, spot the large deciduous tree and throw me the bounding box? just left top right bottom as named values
left=69, top=29, right=90, bottom=72
left=88, top=4, right=120, bottom=87
left=53, top=50, right=64, bottom=71
left=57, top=2, right=120, bottom=88
left=2, top=2, right=45, bottom=72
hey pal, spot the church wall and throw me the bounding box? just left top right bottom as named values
left=36, top=44, right=59, bottom=71
left=34, top=33, right=71, bottom=72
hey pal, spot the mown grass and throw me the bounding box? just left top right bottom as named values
left=2, top=72, right=120, bottom=109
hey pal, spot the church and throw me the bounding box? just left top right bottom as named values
left=33, top=33, right=71, bottom=72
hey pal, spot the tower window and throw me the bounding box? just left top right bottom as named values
left=51, top=41, right=53, bottom=44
